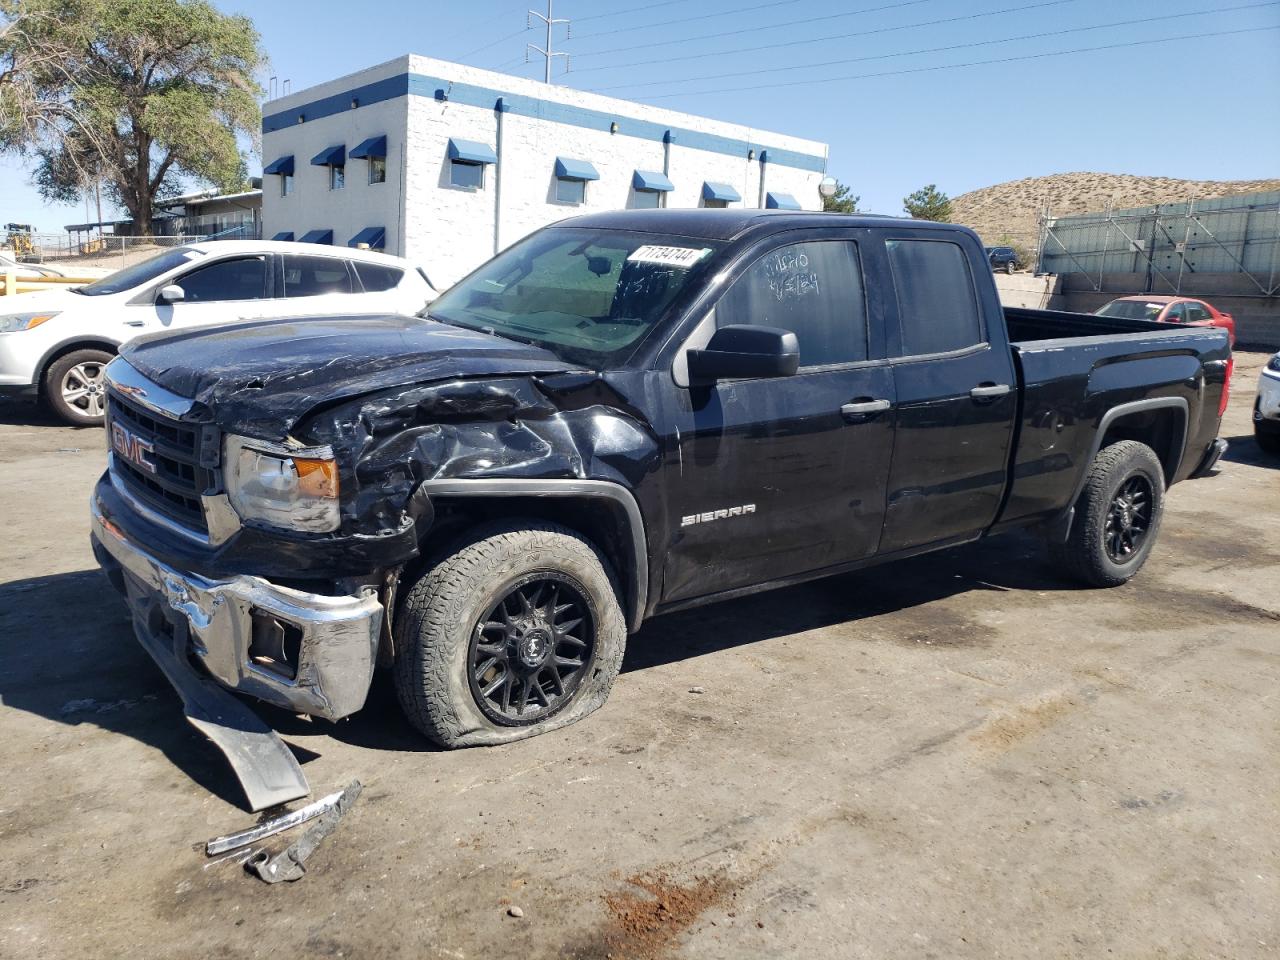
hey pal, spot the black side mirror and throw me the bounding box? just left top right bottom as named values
left=687, top=324, right=799, bottom=383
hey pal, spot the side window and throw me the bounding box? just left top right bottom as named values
left=353, top=261, right=403, bottom=293
left=1185, top=302, right=1208, bottom=322
left=174, top=256, right=265, bottom=302
left=715, top=240, right=868, bottom=368
left=1165, top=302, right=1187, bottom=323
left=282, top=256, right=355, bottom=297
left=885, top=239, right=983, bottom=356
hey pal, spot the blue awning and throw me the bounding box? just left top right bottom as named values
left=447, top=138, right=497, bottom=164
left=765, top=191, right=802, bottom=210
left=633, top=169, right=674, bottom=192
left=310, top=144, right=345, bottom=167
left=349, top=226, right=386, bottom=249
left=555, top=157, right=600, bottom=181
left=271, top=231, right=294, bottom=242
left=263, top=155, right=294, bottom=176
left=702, top=181, right=741, bottom=203
left=349, top=135, right=387, bottom=159
left=299, top=229, right=333, bottom=245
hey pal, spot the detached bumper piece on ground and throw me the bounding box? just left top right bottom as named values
left=245, top=781, right=363, bottom=883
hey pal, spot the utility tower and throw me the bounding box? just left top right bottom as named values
left=527, top=1, right=570, bottom=83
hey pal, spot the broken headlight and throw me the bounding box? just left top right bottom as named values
left=223, top=434, right=340, bottom=533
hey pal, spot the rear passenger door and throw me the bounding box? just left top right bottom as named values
left=271, top=253, right=362, bottom=317
left=876, top=232, right=1018, bottom=554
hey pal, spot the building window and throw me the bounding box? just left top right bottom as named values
left=632, top=189, right=662, bottom=209
left=330, top=165, right=345, bottom=190
left=281, top=174, right=293, bottom=197
left=369, top=157, right=386, bottom=185
left=556, top=178, right=587, bottom=204
left=450, top=160, right=485, bottom=189
left=703, top=198, right=728, bottom=209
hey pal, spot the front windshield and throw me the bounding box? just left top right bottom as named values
left=1097, top=300, right=1163, bottom=321
left=427, top=227, right=725, bottom=367
left=75, top=246, right=206, bottom=296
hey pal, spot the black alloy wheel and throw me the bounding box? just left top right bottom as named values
left=467, top=573, right=596, bottom=725
left=1103, top=475, right=1152, bottom=563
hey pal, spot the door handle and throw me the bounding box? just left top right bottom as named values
left=841, top=398, right=892, bottom=419
left=124, top=320, right=146, bottom=327
left=970, top=383, right=1012, bottom=400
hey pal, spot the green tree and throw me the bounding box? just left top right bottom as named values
left=0, top=0, right=265, bottom=235
left=902, top=184, right=953, bottom=222
left=822, top=179, right=861, bottom=213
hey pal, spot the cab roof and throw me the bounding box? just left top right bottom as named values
left=559, top=209, right=944, bottom=243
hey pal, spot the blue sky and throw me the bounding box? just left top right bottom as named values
left=3, top=0, right=1278, bottom=231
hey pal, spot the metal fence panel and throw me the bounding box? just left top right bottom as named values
left=1039, top=190, right=1280, bottom=295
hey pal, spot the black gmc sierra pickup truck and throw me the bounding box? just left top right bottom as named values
left=90, top=211, right=1232, bottom=809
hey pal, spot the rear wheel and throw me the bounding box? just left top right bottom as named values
left=1005, top=260, right=1016, bottom=274
left=1049, top=440, right=1166, bottom=587
left=393, top=520, right=627, bottom=748
left=43, top=349, right=113, bottom=426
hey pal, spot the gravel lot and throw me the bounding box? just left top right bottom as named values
left=1, top=352, right=1276, bottom=960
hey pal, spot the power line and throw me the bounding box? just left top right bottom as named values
left=571, top=0, right=1082, bottom=74
left=590, top=1, right=1280, bottom=92
left=569, top=0, right=804, bottom=41
left=573, top=0, right=688, bottom=23
left=626, top=25, right=1278, bottom=101
left=568, top=0, right=941, bottom=59
left=457, top=26, right=530, bottom=61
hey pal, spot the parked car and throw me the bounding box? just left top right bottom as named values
left=0, top=240, right=436, bottom=425
left=89, top=210, right=1231, bottom=809
left=0, top=252, right=113, bottom=280
left=985, top=246, right=1021, bottom=274
left=1095, top=295, right=1235, bottom=347
left=1255, top=351, right=1280, bottom=454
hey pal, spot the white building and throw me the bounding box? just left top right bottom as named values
left=261, top=54, right=829, bottom=287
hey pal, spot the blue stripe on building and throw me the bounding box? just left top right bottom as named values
left=263, top=71, right=826, bottom=174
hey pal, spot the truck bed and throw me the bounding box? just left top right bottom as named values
left=995, top=306, right=1231, bottom=532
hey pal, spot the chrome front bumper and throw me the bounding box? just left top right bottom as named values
left=91, top=486, right=385, bottom=809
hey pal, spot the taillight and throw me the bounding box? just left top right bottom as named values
left=1218, top=357, right=1233, bottom=417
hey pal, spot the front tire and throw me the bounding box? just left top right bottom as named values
left=1005, top=260, right=1016, bottom=274
left=393, top=520, right=627, bottom=748
left=1049, top=440, right=1166, bottom=587
left=43, top=349, right=113, bottom=426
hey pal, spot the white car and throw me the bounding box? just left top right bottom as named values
left=1256, top=351, right=1280, bottom=455
left=0, top=240, right=436, bottom=425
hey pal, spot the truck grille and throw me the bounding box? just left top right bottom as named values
left=106, top=389, right=215, bottom=535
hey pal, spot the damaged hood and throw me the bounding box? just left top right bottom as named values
left=119, top=314, right=581, bottom=436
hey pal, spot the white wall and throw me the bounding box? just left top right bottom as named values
left=262, top=57, right=410, bottom=253
left=263, top=54, right=828, bottom=286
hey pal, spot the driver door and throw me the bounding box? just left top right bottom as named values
left=150, top=255, right=270, bottom=330
left=660, top=231, right=896, bottom=604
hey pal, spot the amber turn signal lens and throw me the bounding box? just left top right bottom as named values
left=292, top=457, right=339, bottom=499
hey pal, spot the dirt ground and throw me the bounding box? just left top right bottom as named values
left=1, top=353, right=1277, bottom=960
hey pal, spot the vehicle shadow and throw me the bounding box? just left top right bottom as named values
left=623, top=529, right=1078, bottom=672
left=1221, top=433, right=1278, bottom=469
left=0, top=398, right=77, bottom=428
left=0, top=531, right=1079, bottom=808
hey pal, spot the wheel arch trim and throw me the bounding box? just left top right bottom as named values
left=417, top=478, right=649, bottom=632
left=35, top=336, right=122, bottom=389
left=1072, top=397, right=1189, bottom=506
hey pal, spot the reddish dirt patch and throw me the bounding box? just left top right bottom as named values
left=599, top=871, right=735, bottom=959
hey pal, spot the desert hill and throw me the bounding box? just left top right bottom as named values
left=950, top=172, right=1280, bottom=252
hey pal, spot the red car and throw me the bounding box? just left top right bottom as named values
left=1095, top=295, right=1235, bottom=347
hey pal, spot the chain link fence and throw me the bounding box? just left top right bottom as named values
left=4, top=232, right=234, bottom=274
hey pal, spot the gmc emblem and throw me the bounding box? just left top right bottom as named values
left=110, top=422, right=156, bottom=474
